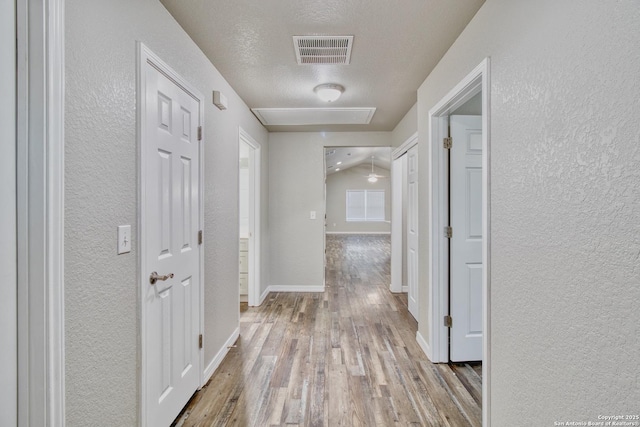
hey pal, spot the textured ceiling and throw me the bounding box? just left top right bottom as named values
left=160, top=0, right=485, bottom=132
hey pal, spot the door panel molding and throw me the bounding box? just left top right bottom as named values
left=137, top=42, right=205, bottom=427
left=427, top=58, right=491, bottom=426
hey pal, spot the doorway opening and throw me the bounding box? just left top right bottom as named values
left=238, top=128, right=261, bottom=307
left=323, top=146, right=391, bottom=287
left=428, top=58, right=490, bottom=425
left=324, top=147, right=392, bottom=230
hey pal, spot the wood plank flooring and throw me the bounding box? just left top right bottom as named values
left=174, top=234, right=481, bottom=426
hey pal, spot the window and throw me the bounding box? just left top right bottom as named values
left=346, top=189, right=385, bottom=221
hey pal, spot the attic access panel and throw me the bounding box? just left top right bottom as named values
left=251, top=107, right=376, bottom=126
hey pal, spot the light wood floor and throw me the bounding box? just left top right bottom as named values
left=174, top=234, right=481, bottom=426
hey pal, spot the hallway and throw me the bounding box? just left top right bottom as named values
left=175, top=235, right=481, bottom=426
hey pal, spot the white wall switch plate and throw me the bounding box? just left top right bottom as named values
left=310, top=211, right=316, bottom=220
left=117, top=225, right=131, bottom=254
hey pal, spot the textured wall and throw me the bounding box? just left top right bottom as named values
left=65, top=0, right=267, bottom=425
left=326, top=164, right=391, bottom=234
left=268, top=132, right=391, bottom=288
left=413, top=0, right=640, bottom=424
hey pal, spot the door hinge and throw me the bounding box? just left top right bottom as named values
left=445, top=226, right=453, bottom=239
left=443, top=137, right=452, bottom=149
left=198, top=230, right=203, bottom=245
left=198, top=334, right=203, bottom=349
left=197, top=126, right=202, bottom=141
left=444, top=315, right=453, bottom=328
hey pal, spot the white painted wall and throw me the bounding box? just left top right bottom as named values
left=269, top=132, right=391, bottom=288
left=0, top=0, right=17, bottom=424
left=410, top=0, right=640, bottom=424
left=65, top=0, right=267, bottom=424
left=391, top=103, right=417, bottom=147
left=326, top=164, right=391, bottom=234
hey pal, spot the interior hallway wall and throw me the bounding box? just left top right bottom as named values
left=268, top=132, right=391, bottom=289
left=391, top=102, right=417, bottom=148
left=410, top=0, right=640, bottom=424
left=65, top=0, right=267, bottom=424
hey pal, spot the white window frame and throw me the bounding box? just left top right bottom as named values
left=346, top=189, right=385, bottom=222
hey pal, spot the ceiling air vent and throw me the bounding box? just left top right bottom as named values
left=293, top=36, right=353, bottom=65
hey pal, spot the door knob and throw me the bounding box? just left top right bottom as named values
left=149, top=271, right=174, bottom=285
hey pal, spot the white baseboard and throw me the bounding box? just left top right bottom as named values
left=402, top=285, right=408, bottom=293
left=258, top=287, right=270, bottom=305
left=202, top=327, right=240, bottom=386
left=325, top=231, right=391, bottom=235
left=266, top=285, right=325, bottom=293
left=416, top=330, right=433, bottom=362
left=389, top=283, right=402, bottom=293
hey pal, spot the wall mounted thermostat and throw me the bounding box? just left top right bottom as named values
left=213, top=90, right=228, bottom=110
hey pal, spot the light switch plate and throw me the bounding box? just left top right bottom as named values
left=310, top=211, right=316, bottom=220
left=117, top=225, right=131, bottom=254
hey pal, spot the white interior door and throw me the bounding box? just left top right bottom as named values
left=449, top=115, right=483, bottom=362
left=142, top=54, right=201, bottom=427
left=390, top=156, right=403, bottom=293
left=407, top=146, right=419, bottom=320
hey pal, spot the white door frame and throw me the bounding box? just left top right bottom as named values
left=16, top=0, right=66, bottom=425
left=1, top=0, right=18, bottom=424
left=390, top=133, right=418, bottom=293
left=137, top=43, right=205, bottom=427
left=428, top=58, right=490, bottom=425
left=238, top=127, right=262, bottom=306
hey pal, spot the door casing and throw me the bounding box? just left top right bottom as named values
left=137, top=42, right=205, bottom=427
left=2, top=0, right=18, bottom=424
left=427, top=58, right=491, bottom=426
left=238, top=127, right=262, bottom=306
left=16, top=0, right=66, bottom=425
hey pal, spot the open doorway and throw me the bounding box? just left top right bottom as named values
left=324, top=146, right=392, bottom=236
left=323, top=146, right=392, bottom=290
left=238, top=128, right=261, bottom=307
left=428, top=58, right=490, bottom=424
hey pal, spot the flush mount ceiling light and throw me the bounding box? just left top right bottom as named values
left=314, top=84, right=344, bottom=102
